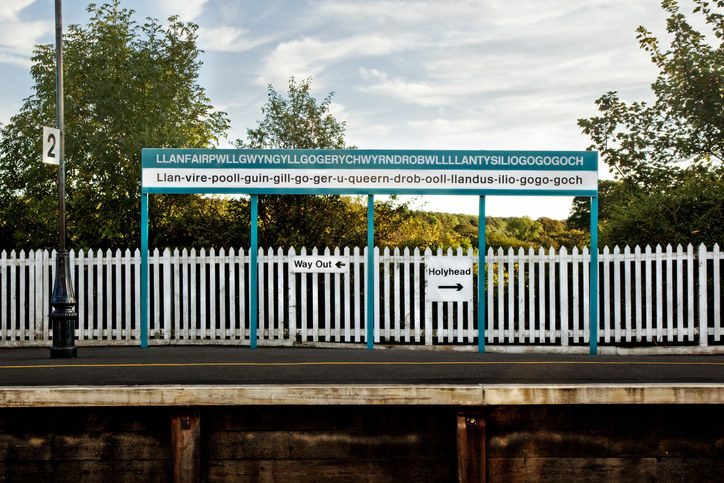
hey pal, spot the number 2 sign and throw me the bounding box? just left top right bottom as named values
left=43, top=126, right=60, bottom=165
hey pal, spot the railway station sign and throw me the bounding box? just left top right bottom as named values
left=425, top=256, right=473, bottom=302
left=141, top=147, right=599, bottom=354
left=289, top=255, right=349, bottom=274
left=142, top=148, right=598, bottom=196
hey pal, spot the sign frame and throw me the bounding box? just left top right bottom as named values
left=140, top=148, right=599, bottom=354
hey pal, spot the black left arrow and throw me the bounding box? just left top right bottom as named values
left=335, top=261, right=346, bottom=269
left=438, top=283, right=463, bottom=291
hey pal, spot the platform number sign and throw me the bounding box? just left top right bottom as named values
left=43, top=126, right=60, bottom=165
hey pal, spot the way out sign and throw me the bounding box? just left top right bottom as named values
left=425, top=256, right=473, bottom=302
left=289, top=255, right=349, bottom=274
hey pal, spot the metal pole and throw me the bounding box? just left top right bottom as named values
left=478, top=196, right=486, bottom=353
left=590, top=195, right=599, bottom=355
left=141, top=193, right=149, bottom=348
left=250, top=195, right=258, bottom=349
left=50, top=0, right=77, bottom=358
left=367, top=195, right=374, bottom=349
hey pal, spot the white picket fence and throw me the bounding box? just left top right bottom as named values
left=0, top=244, right=722, bottom=351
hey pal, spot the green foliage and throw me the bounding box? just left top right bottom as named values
left=237, top=77, right=349, bottom=150
left=567, top=180, right=632, bottom=231
left=577, top=0, right=724, bottom=246
left=601, top=165, right=724, bottom=247
left=0, top=1, right=229, bottom=250
left=234, top=76, right=381, bottom=249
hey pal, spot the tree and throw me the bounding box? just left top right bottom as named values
left=236, top=76, right=411, bottom=248
left=0, top=1, right=229, bottom=250
left=567, top=180, right=630, bottom=231
left=577, top=0, right=724, bottom=246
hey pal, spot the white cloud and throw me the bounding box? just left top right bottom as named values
left=158, top=0, right=209, bottom=21
left=198, top=26, right=260, bottom=52
left=0, top=20, right=51, bottom=55
left=0, top=0, right=35, bottom=22
left=0, top=52, right=32, bottom=68
left=258, top=34, right=404, bottom=86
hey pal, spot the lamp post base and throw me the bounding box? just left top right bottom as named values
left=49, top=250, right=78, bottom=358
left=50, top=315, right=77, bottom=358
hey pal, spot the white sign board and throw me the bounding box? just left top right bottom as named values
left=289, top=255, right=349, bottom=274
left=425, top=256, right=473, bottom=302
left=42, top=126, right=60, bottom=165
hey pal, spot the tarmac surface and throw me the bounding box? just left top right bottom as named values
left=0, top=346, right=722, bottom=386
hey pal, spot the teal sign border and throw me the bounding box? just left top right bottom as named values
left=141, top=149, right=599, bottom=354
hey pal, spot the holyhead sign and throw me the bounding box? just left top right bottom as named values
left=141, top=148, right=599, bottom=354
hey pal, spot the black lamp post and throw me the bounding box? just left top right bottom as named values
left=49, top=0, right=77, bottom=358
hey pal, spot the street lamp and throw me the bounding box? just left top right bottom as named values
left=49, top=0, right=77, bottom=358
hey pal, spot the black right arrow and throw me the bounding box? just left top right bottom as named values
left=438, top=283, right=463, bottom=291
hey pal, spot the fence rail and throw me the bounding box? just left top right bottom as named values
left=1, top=244, right=721, bottom=351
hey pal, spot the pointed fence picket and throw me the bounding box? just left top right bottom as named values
left=0, top=244, right=722, bottom=350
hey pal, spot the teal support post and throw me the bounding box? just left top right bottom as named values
left=590, top=195, right=599, bottom=355
left=367, top=195, right=374, bottom=350
left=140, top=193, right=148, bottom=348
left=250, top=195, right=258, bottom=349
left=478, top=196, right=486, bottom=353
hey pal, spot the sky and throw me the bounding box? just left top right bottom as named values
left=0, top=0, right=673, bottom=219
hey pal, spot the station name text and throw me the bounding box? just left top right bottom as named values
left=154, top=153, right=586, bottom=168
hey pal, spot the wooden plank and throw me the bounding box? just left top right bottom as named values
left=199, top=249, right=207, bottom=340
left=613, top=245, right=621, bottom=342
left=383, top=247, right=391, bottom=342
left=560, top=247, right=568, bottom=346
left=656, top=244, right=664, bottom=342
left=488, top=457, right=724, bottom=482
left=204, top=457, right=453, bottom=482
left=123, top=249, right=132, bottom=340
left=488, top=248, right=495, bottom=344
left=413, top=247, right=421, bottom=343
left=210, top=248, right=217, bottom=339
left=571, top=247, right=580, bottom=343
left=666, top=244, right=674, bottom=341
left=583, top=247, right=589, bottom=344
left=699, top=243, right=708, bottom=346
left=288, top=247, right=297, bottom=342
left=528, top=247, right=536, bottom=344
left=687, top=244, right=695, bottom=341
left=9, top=251, right=16, bottom=340
left=311, top=247, right=319, bottom=342
left=394, top=247, right=401, bottom=342
left=634, top=245, right=643, bottom=342
left=548, top=247, right=556, bottom=343
left=171, top=411, right=200, bottom=483
left=173, top=248, right=180, bottom=342
left=301, top=247, right=308, bottom=341
left=457, top=411, right=486, bottom=483
left=645, top=245, right=653, bottom=342
left=324, top=247, right=332, bottom=342
left=189, top=249, right=198, bottom=340
left=403, top=247, right=411, bottom=343
left=1, top=250, right=7, bottom=341
left=603, top=246, right=611, bottom=343
left=714, top=243, right=721, bottom=342
left=278, top=247, right=285, bottom=340
left=219, top=248, right=227, bottom=340
left=676, top=244, right=684, bottom=342
left=343, top=247, right=351, bottom=342
left=354, top=246, right=361, bottom=342
left=425, top=248, right=433, bottom=345
left=181, top=249, right=189, bottom=340
left=624, top=245, right=632, bottom=342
